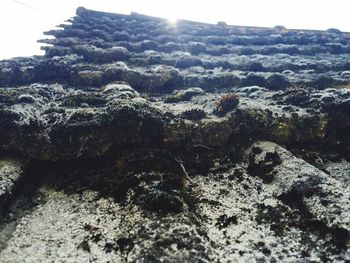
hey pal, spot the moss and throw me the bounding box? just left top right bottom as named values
left=0, top=108, right=20, bottom=122
left=163, top=121, right=194, bottom=146
left=61, top=94, right=106, bottom=107
left=275, top=119, right=293, bottom=141
left=70, top=70, right=104, bottom=87
left=164, top=88, right=205, bottom=103
left=0, top=90, right=18, bottom=105
left=197, top=120, right=233, bottom=148
left=164, top=93, right=183, bottom=103
left=126, top=66, right=183, bottom=92
left=311, top=113, right=328, bottom=139
left=68, top=109, right=98, bottom=122
left=73, top=45, right=130, bottom=63
left=140, top=188, right=184, bottom=213
left=18, top=94, right=35, bottom=104
left=102, top=83, right=139, bottom=100
left=247, top=149, right=282, bottom=183
left=312, top=76, right=336, bottom=90
left=181, top=109, right=206, bottom=120
left=0, top=68, right=15, bottom=86
left=43, top=107, right=65, bottom=114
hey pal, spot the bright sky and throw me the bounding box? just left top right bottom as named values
left=1, top=0, right=349, bottom=59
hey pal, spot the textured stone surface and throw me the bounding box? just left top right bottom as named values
left=0, top=7, right=349, bottom=262
left=0, top=159, right=24, bottom=213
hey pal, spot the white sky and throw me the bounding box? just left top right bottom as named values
left=1, top=0, right=349, bottom=59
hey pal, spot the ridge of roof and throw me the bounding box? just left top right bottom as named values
left=75, top=6, right=348, bottom=34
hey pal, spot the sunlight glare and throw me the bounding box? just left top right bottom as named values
left=167, top=16, right=178, bottom=27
